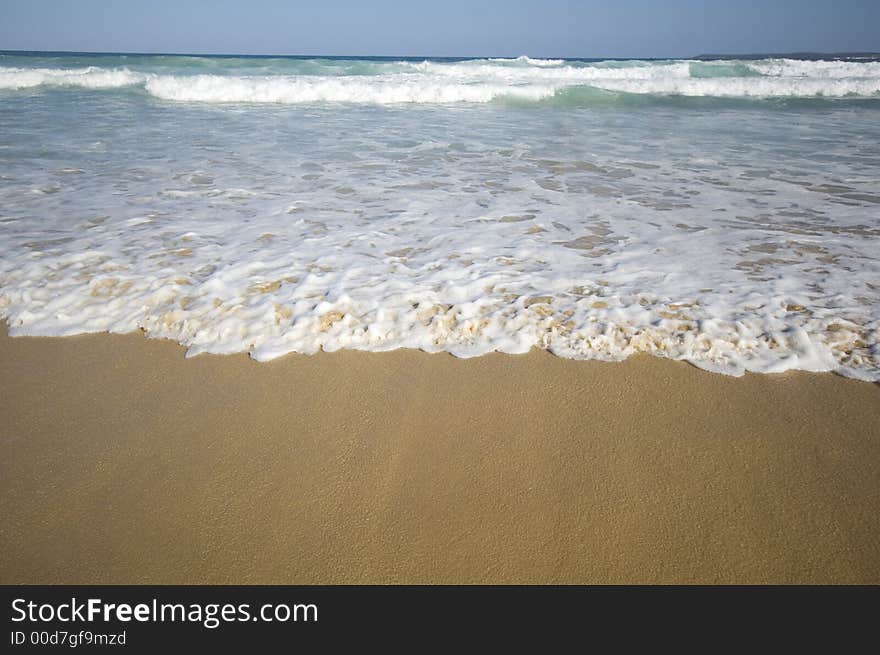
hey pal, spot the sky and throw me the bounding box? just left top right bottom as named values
left=1, top=0, right=878, bottom=58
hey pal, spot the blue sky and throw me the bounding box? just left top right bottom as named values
left=1, top=0, right=878, bottom=58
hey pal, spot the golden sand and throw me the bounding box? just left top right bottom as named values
left=1, top=322, right=878, bottom=583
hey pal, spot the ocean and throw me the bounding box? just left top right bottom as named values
left=1, top=52, right=878, bottom=379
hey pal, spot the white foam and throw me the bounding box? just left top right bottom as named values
left=0, top=66, right=144, bottom=90
left=589, top=76, right=880, bottom=97
left=3, top=57, right=880, bottom=103
left=399, top=59, right=693, bottom=82
left=1, top=55, right=879, bottom=381
left=488, top=55, right=567, bottom=66
left=144, top=74, right=557, bottom=104
left=747, top=58, right=880, bottom=79
left=3, top=138, right=878, bottom=380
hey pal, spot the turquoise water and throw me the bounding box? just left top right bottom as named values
left=1, top=52, right=879, bottom=379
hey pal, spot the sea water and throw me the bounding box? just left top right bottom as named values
left=1, top=52, right=878, bottom=379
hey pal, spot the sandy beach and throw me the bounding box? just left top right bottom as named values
left=1, top=321, right=878, bottom=584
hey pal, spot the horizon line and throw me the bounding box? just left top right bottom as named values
left=2, top=48, right=880, bottom=61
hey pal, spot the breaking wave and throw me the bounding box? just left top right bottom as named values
left=2, top=57, right=880, bottom=104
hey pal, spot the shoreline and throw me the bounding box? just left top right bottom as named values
left=1, top=322, right=879, bottom=583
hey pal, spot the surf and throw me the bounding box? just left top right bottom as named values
left=2, top=55, right=879, bottom=104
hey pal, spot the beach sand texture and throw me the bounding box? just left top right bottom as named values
left=1, top=322, right=878, bottom=584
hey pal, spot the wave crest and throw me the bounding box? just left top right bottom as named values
left=0, top=66, right=143, bottom=90
left=2, top=57, right=880, bottom=103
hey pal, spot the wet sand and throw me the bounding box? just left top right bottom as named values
left=1, top=322, right=878, bottom=583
